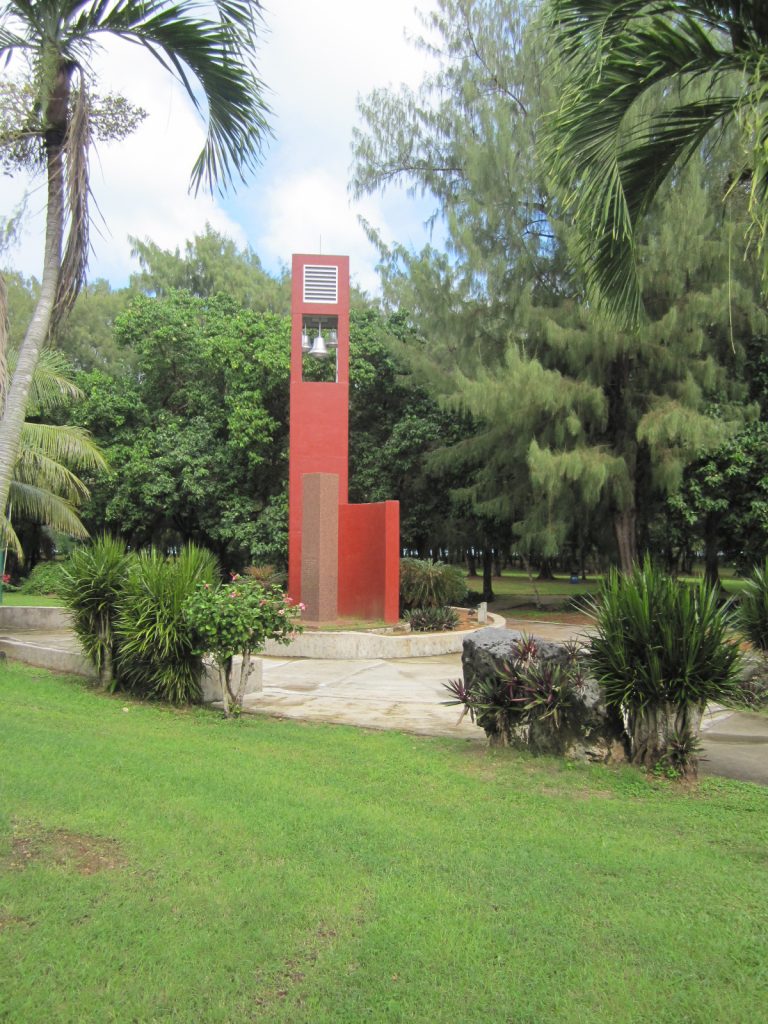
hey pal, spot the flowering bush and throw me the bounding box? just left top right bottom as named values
left=184, top=576, right=303, bottom=715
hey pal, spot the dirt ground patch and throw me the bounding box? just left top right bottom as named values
left=5, top=825, right=127, bottom=875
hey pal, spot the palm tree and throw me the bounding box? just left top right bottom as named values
left=545, top=1, right=768, bottom=325
left=0, top=0, right=271, bottom=550
left=5, top=347, right=107, bottom=560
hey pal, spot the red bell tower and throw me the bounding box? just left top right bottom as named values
left=287, top=254, right=399, bottom=624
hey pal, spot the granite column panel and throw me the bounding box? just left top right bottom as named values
left=301, top=473, right=339, bottom=623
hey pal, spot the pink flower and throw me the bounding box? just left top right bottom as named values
left=298, top=602, right=306, bottom=611
left=2, top=573, right=10, bottom=585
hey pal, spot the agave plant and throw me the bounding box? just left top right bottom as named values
left=58, top=534, right=132, bottom=688
left=115, top=544, right=217, bottom=704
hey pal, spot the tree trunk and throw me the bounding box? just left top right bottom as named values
left=219, top=657, right=233, bottom=718
left=0, top=132, right=65, bottom=524
left=614, top=508, right=638, bottom=573
left=536, top=559, right=555, bottom=581
left=481, top=547, right=494, bottom=602
left=627, top=702, right=704, bottom=777
left=466, top=551, right=477, bottom=577
left=704, top=514, right=720, bottom=590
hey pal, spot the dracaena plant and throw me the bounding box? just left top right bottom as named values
left=587, top=557, right=741, bottom=775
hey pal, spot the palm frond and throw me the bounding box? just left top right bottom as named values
left=23, top=348, right=82, bottom=412
left=14, top=446, right=91, bottom=504
left=7, top=480, right=90, bottom=539
left=0, top=512, right=22, bottom=560
left=53, top=66, right=91, bottom=330
left=64, top=0, right=272, bottom=195
left=545, top=2, right=753, bottom=324
left=19, top=421, right=108, bottom=473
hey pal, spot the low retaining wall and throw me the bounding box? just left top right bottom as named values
left=0, top=606, right=73, bottom=630
left=263, top=612, right=506, bottom=659
left=0, top=634, right=94, bottom=678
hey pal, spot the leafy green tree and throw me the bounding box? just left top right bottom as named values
left=0, top=0, right=272, bottom=557
left=546, top=0, right=768, bottom=324
left=671, top=423, right=768, bottom=580
left=129, top=225, right=291, bottom=313
left=72, top=291, right=290, bottom=568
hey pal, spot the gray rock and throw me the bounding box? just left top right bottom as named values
left=461, top=628, right=626, bottom=763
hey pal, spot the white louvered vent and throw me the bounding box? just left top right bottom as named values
left=303, top=264, right=338, bottom=304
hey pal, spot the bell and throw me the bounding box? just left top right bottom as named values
left=327, top=328, right=338, bottom=348
left=301, top=330, right=311, bottom=352
left=309, top=328, right=328, bottom=359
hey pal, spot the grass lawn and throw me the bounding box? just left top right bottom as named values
left=0, top=593, right=64, bottom=607
left=1, top=663, right=767, bottom=1024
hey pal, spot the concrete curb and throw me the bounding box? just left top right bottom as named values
left=262, top=611, right=506, bottom=659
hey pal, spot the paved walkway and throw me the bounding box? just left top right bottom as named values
left=2, top=619, right=767, bottom=784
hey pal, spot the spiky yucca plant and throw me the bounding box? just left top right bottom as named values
left=58, top=535, right=132, bottom=689
left=734, top=561, right=768, bottom=651
left=115, top=545, right=217, bottom=704
left=587, top=558, right=740, bottom=773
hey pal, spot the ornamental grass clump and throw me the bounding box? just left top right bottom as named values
left=587, top=559, right=740, bottom=777
left=399, top=558, right=467, bottom=611
left=58, top=536, right=133, bottom=689
left=184, top=577, right=303, bottom=716
left=115, top=545, right=217, bottom=704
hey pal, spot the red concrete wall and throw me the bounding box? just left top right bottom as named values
left=338, top=501, right=400, bottom=623
left=288, top=254, right=350, bottom=601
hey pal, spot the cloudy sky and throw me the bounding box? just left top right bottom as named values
left=0, top=0, right=439, bottom=295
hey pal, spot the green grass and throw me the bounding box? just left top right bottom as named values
left=473, top=570, right=596, bottom=597
left=1, top=663, right=767, bottom=1024
left=0, top=593, right=64, bottom=607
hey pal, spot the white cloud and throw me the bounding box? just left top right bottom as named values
left=0, top=2, right=439, bottom=291
left=255, top=168, right=394, bottom=294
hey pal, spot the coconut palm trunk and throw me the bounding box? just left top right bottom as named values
left=0, top=62, right=69, bottom=530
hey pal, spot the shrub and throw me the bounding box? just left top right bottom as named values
left=587, top=559, right=740, bottom=775
left=399, top=558, right=467, bottom=611
left=115, top=545, right=217, bottom=704
left=184, top=577, right=302, bottom=715
left=731, top=659, right=768, bottom=710
left=18, top=560, right=68, bottom=595
left=734, top=562, right=768, bottom=651
left=243, top=564, right=287, bottom=587
left=444, top=634, right=584, bottom=745
left=59, top=536, right=133, bottom=689
left=404, top=606, right=459, bottom=632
